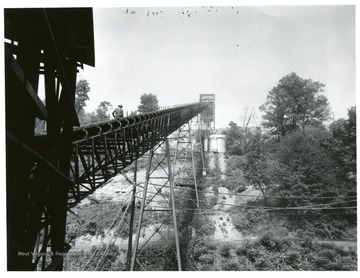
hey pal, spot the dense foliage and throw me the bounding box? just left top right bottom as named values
left=235, top=232, right=357, bottom=271
left=137, top=93, right=159, bottom=114
left=325, top=106, right=356, bottom=184
left=65, top=244, right=124, bottom=271
left=75, top=79, right=90, bottom=113
left=223, top=155, right=247, bottom=192
left=216, top=76, right=357, bottom=271
left=274, top=131, right=342, bottom=205
left=259, top=72, right=331, bottom=137
left=188, top=218, right=357, bottom=271
left=73, top=81, right=162, bottom=124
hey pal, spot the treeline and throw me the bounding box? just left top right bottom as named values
left=221, top=72, right=356, bottom=238
left=75, top=80, right=160, bottom=125
left=35, top=80, right=161, bottom=132
left=186, top=72, right=357, bottom=271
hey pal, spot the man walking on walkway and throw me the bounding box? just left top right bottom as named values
left=112, top=104, right=124, bottom=120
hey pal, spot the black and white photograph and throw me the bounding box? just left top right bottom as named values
left=2, top=0, right=357, bottom=272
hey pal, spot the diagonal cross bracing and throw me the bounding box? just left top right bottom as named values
left=128, top=115, right=205, bottom=271
left=27, top=103, right=206, bottom=271
left=34, top=103, right=206, bottom=208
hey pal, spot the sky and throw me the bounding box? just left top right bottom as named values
left=0, top=1, right=356, bottom=129
left=71, top=4, right=356, bottom=128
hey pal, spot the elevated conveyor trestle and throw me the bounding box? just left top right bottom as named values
left=29, top=103, right=207, bottom=270
left=129, top=115, right=205, bottom=271
left=68, top=104, right=207, bottom=206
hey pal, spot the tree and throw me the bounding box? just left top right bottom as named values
left=244, top=150, right=280, bottom=205
left=326, top=106, right=356, bottom=183
left=137, top=93, right=159, bottom=113
left=243, top=132, right=280, bottom=205
left=95, top=101, right=113, bottom=121
left=223, top=121, right=244, bottom=155
left=224, top=155, right=247, bottom=192
left=223, top=120, right=262, bottom=156
left=275, top=132, right=340, bottom=206
left=75, top=79, right=90, bottom=113
left=260, top=72, right=331, bottom=137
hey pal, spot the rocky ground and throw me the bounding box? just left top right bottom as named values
left=66, top=151, right=263, bottom=268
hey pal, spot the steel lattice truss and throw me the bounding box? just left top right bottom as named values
left=29, top=104, right=207, bottom=270
left=129, top=116, right=205, bottom=271
left=66, top=104, right=206, bottom=208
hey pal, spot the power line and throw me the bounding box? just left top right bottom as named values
left=73, top=184, right=355, bottom=262
left=144, top=205, right=357, bottom=213
left=142, top=189, right=357, bottom=211
left=94, top=193, right=134, bottom=271
left=146, top=181, right=355, bottom=200
left=72, top=188, right=133, bottom=252
left=139, top=196, right=357, bottom=212
left=81, top=188, right=133, bottom=270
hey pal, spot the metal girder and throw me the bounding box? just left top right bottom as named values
left=129, top=139, right=183, bottom=271
left=171, top=117, right=203, bottom=207
left=128, top=114, right=205, bottom=271
left=63, top=103, right=206, bottom=208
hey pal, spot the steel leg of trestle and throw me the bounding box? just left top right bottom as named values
left=130, top=149, right=153, bottom=271
left=172, top=118, right=200, bottom=208
left=166, top=138, right=182, bottom=270
left=188, top=121, right=200, bottom=208
left=126, top=159, right=137, bottom=270
left=130, top=138, right=182, bottom=271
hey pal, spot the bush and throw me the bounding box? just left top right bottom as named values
left=219, top=245, right=231, bottom=258
left=259, top=231, right=283, bottom=252
left=234, top=234, right=357, bottom=271
left=285, top=251, right=302, bottom=269
left=254, top=257, right=272, bottom=270
left=231, top=208, right=267, bottom=234
left=85, top=222, right=97, bottom=236
left=193, top=214, right=215, bottom=236
left=198, top=254, right=214, bottom=264
left=222, top=260, right=242, bottom=271
left=192, top=240, right=215, bottom=260
left=208, top=242, right=217, bottom=251
left=224, top=155, right=248, bottom=192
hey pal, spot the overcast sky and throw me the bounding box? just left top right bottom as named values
left=75, top=5, right=355, bottom=128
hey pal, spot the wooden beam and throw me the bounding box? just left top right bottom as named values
left=5, top=44, right=48, bottom=120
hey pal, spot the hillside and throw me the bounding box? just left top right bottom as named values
left=64, top=148, right=357, bottom=271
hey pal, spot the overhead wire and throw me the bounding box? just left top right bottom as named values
left=139, top=205, right=357, bottom=213
left=94, top=192, right=135, bottom=271
left=140, top=187, right=357, bottom=211
left=161, top=182, right=356, bottom=200
left=81, top=187, right=133, bottom=270
left=71, top=187, right=134, bottom=251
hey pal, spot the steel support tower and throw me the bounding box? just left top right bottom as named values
left=129, top=115, right=205, bottom=270
left=199, top=94, right=215, bottom=130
